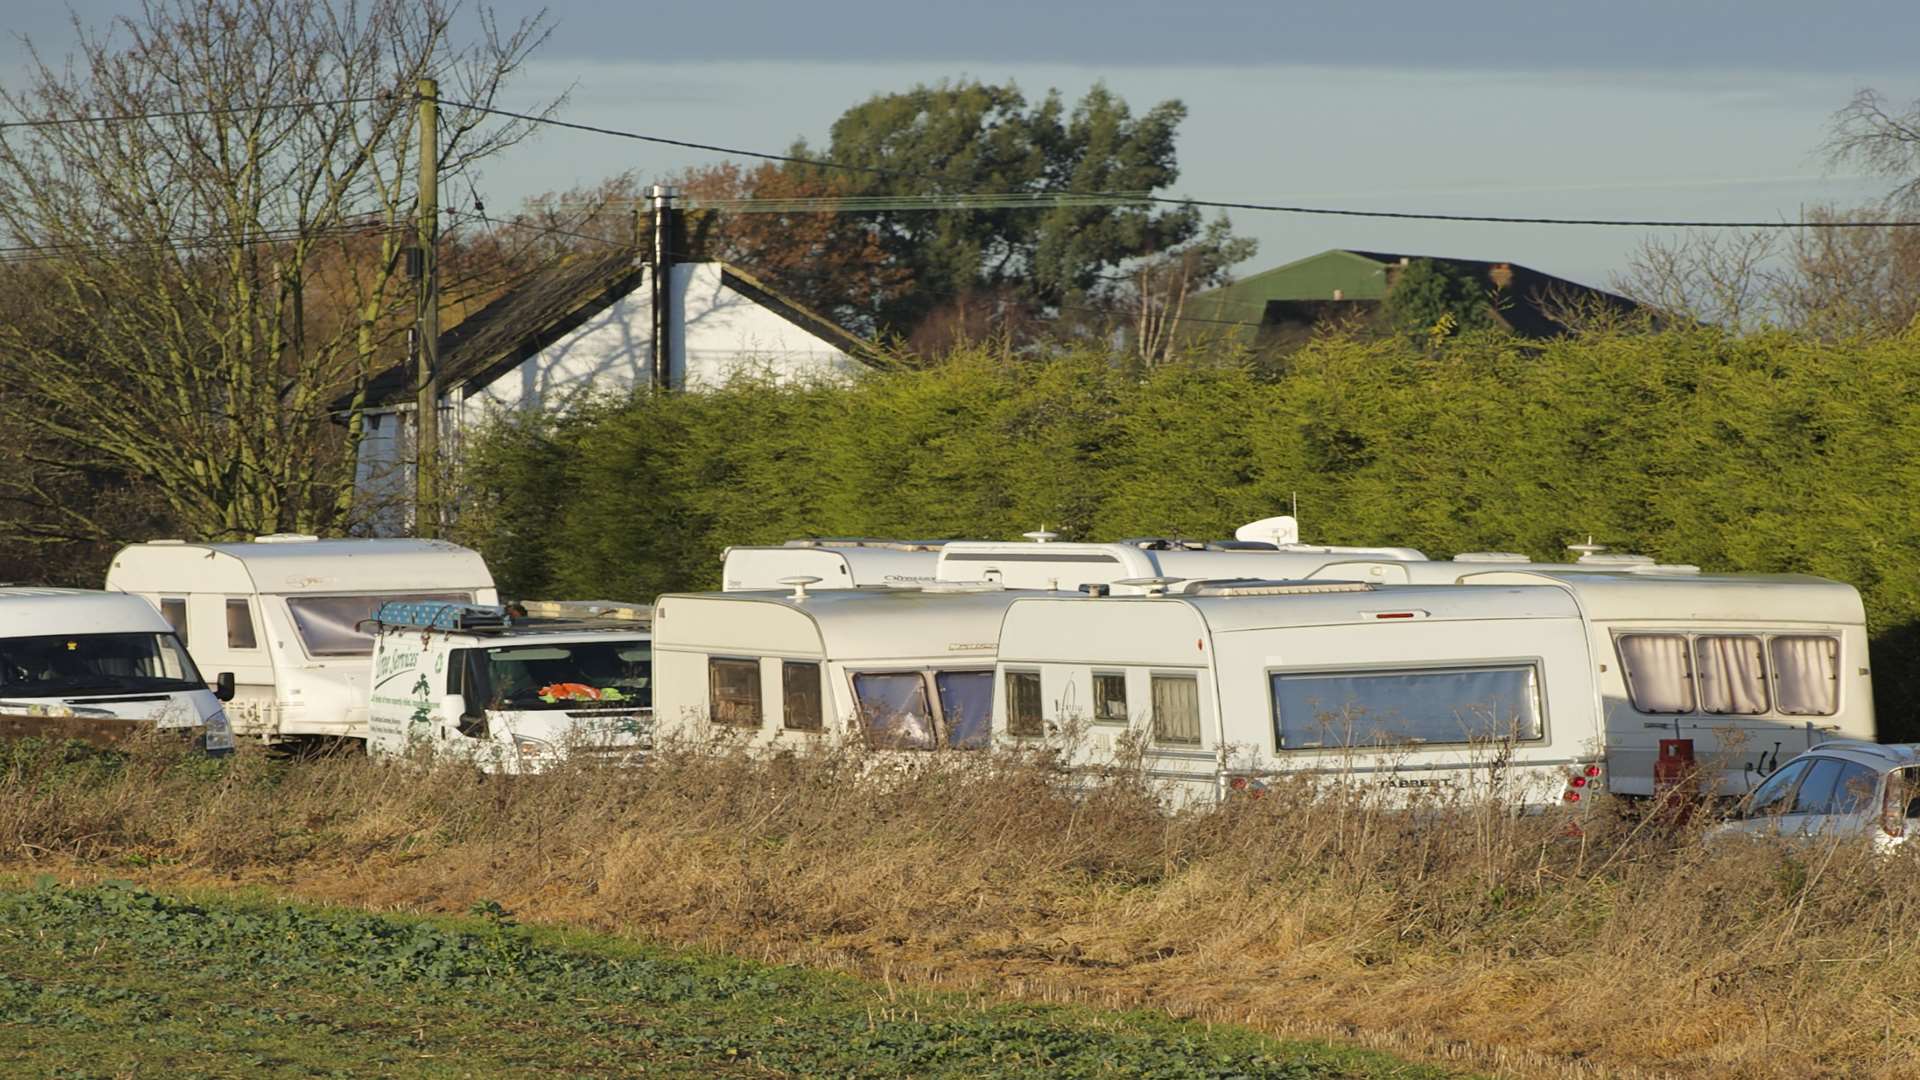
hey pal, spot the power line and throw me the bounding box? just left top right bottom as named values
left=444, top=97, right=1920, bottom=230
left=0, top=96, right=388, bottom=131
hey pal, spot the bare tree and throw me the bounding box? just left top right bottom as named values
left=0, top=0, right=553, bottom=542
left=1829, top=88, right=1920, bottom=211
left=1610, top=229, right=1785, bottom=333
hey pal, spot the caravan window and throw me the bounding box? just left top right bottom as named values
left=1693, top=636, right=1768, bottom=715
left=1271, top=665, right=1542, bottom=749
left=1771, top=636, right=1840, bottom=716
left=855, top=672, right=935, bottom=750
left=1093, top=672, right=1129, bottom=723
left=1151, top=674, right=1203, bottom=746
left=286, top=592, right=473, bottom=657
left=935, top=671, right=994, bottom=749
left=782, top=662, right=823, bottom=731
left=1005, top=671, right=1043, bottom=737
left=225, top=599, right=258, bottom=650
left=1616, top=635, right=1694, bottom=713
left=159, top=598, right=188, bottom=645
left=708, top=658, right=763, bottom=727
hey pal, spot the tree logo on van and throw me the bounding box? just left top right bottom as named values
left=407, top=673, right=433, bottom=738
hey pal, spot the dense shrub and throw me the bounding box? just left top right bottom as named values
left=456, top=327, right=1920, bottom=736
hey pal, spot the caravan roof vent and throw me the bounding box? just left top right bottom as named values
left=1235, top=515, right=1302, bottom=548
left=1112, top=575, right=1182, bottom=596
left=1576, top=552, right=1655, bottom=566
left=1454, top=552, right=1532, bottom=563
left=1185, top=579, right=1375, bottom=597
left=1625, top=562, right=1702, bottom=576
left=782, top=538, right=947, bottom=552
left=253, top=533, right=319, bottom=544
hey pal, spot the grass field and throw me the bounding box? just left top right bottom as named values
left=6, top=736, right=1920, bottom=1078
left=0, top=881, right=1453, bottom=1079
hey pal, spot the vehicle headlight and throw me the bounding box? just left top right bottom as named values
left=514, top=737, right=553, bottom=758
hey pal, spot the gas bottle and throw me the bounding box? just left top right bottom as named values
left=1653, top=738, right=1697, bottom=822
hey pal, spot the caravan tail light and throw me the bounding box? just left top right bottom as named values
left=1569, top=776, right=1587, bottom=789
left=1584, top=764, right=1601, bottom=778
left=1564, top=790, right=1581, bottom=803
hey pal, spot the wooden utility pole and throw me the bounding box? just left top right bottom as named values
left=414, top=77, right=441, bottom=537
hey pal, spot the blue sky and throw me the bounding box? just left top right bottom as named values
left=6, top=1, right=1916, bottom=290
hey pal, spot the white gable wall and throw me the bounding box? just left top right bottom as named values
left=460, top=262, right=861, bottom=428
left=353, top=262, right=864, bottom=537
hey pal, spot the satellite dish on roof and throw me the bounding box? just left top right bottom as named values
left=1022, top=529, right=1058, bottom=543
left=778, top=575, right=823, bottom=600
left=1235, top=515, right=1301, bottom=548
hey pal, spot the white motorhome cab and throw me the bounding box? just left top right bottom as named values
left=105, top=536, right=497, bottom=744
left=993, top=581, right=1601, bottom=806
left=0, top=588, right=234, bottom=752
left=1300, top=561, right=1875, bottom=797
left=720, top=517, right=1424, bottom=593
left=651, top=585, right=1023, bottom=751
left=365, top=601, right=652, bottom=773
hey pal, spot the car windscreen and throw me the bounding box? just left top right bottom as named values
left=480, top=640, right=652, bottom=710
left=286, top=593, right=473, bottom=657
left=0, top=632, right=203, bottom=697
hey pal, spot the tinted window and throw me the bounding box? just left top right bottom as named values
left=1272, top=666, right=1540, bottom=748
left=855, top=672, right=933, bottom=750
left=0, top=632, right=204, bottom=696
left=1005, top=671, right=1043, bottom=737
left=1093, top=672, right=1128, bottom=722
left=1831, top=761, right=1880, bottom=816
left=1745, top=758, right=1810, bottom=817
left=287, top=592, right=472, bottom=656
left=708, top=658, right=762, bottom=727
left=935, top=671, right=993, bottom=749
left=1788, top=758, right=1846, bottom=815
left=782, top=662, right=823, bottom=731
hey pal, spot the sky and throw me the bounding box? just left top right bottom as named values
left=4, top=1, right=1916, bottom=290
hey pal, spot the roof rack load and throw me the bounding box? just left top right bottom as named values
left=374, top=600, right=509, bottom=632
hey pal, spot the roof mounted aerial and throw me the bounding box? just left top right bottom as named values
left=779, top=575, right=823, bottom=601
left=1021, top=528, right=1058, bottom=544
left=1234, top=514, right=1301, bottom=549
left=1567, top=535, right=1608, bottom=558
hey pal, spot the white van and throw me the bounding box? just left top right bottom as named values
left=0, top=588, right=234, bottom=752
left=993, top=581, right=1601, bottom=806
left=651, top=584, right=1023, bottom=752
left=365, top=601, right=651, bottom=773
left=105, top=535, right=497, bottom=745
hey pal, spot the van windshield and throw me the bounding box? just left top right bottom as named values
left=480, top=640, right=652, bottom=710
left=0, top=632, right=204, bottom=697
left=287, top=593, right=474, bottom=656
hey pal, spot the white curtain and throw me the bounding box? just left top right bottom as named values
left=1771, top=636, right=1839, bottom=716
left=1152, top=675, right=1203, bottom=745
left=1617, top=635, right=1694, bottom=713
left=1694, top=636, right=1769, bottom=714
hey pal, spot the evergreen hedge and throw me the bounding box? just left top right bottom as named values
left=455, top=328, right=1920, bottom=736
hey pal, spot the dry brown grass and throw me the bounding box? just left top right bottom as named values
left=5, top=735, right=1920, bottom=1079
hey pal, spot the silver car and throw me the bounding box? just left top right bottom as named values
left=1707, top=740, right=1920, bottom=850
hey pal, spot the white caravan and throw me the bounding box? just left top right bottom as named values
left=105, top=535, right=497, bottom=744
left=993, top=581, right=1603, bottom=806
left=720, top=517, right=1424, bottom=593
left=1298, top=562, right=1874, bottom=797
left=365, top=601, right=651, bottom=773
left=651, top=585, right=1022, bottom=751
left=0, top=588, right=234, bottom=752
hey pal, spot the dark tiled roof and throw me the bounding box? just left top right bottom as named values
left=1340, top=250, right=1643, bottom=338
left=344, top=250, right=881, bottom=412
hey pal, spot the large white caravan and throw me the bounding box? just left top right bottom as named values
left=0, top=588, right=234, bottom=752
left=365, top=601, right=651, bottom=773
left=651, top=585, right=1022, bottom=751
left=993, top=581, right=1602, bottom=805
left=106, top=536, right=498, bottom=744
left=1299, top=562, right=1874, bottom=796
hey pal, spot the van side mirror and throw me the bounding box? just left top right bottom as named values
left=444, top=693, right=486, bottom=739
left=214, top=672, right=236, bottom=702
